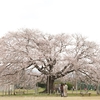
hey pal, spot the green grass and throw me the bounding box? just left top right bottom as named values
left=0, top=88, right=99, bottom=97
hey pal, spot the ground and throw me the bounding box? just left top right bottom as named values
left=0, top=96, right=100, bottom=100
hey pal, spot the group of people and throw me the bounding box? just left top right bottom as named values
left=60, top=83, right=68, bottom=97
left=55, top=83, right=68, bottom=97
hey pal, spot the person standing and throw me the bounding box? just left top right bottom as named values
left=60, top=83, right=64, bottom=97
left=63, top=83, right=68, bottom=97
left=72, top=86, right=75, bottom=91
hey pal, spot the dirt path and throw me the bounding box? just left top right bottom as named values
left=0, top=96, right=100, bottom=100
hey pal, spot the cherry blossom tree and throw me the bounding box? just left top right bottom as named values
left=0, top=29, right=99, bottom=93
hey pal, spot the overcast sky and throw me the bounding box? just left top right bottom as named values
left=0, top=0, right=100, bottom=43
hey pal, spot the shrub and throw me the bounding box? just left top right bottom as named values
left=38, top=82, right=46, bottom=88
left=66, top=82, right=73, bottom=90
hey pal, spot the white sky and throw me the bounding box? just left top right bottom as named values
left=0, top=0, right=100, bottom=43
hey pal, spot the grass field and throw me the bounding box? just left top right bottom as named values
left=0, top=91, right=100, bottom=100
left=0, top=89, right=100, bottom=100
left=0, top=96, right=100, bottom=100
left=0, top=89, right=99, bottom=96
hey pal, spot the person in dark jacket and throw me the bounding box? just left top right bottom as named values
left=60, top=83, right=64, bottom=97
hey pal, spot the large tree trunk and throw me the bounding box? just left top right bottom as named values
left=96, top=84, right=100, bottom=95
left=46, top=75, right=55, bottom=93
